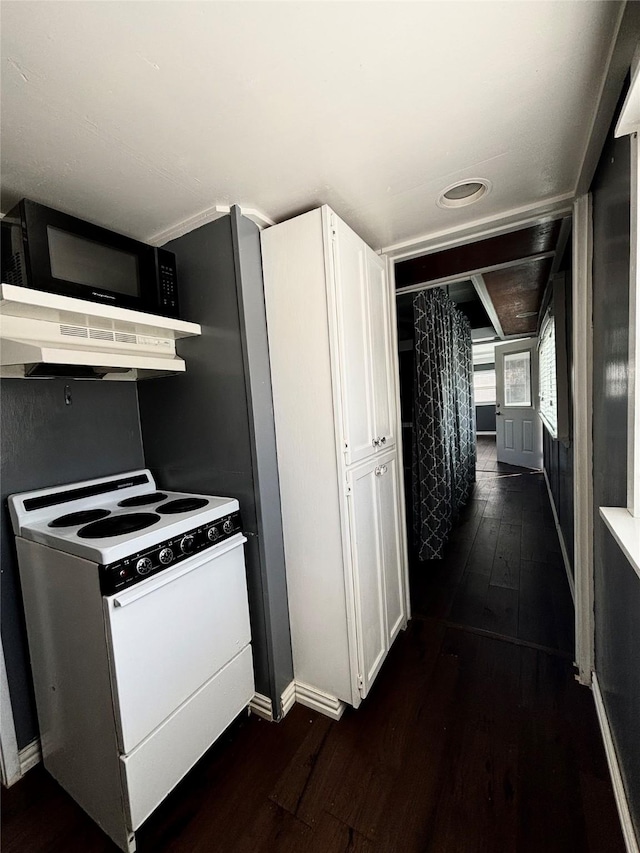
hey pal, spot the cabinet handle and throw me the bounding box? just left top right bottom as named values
left=375, top=465, right=387, bottom=477
left=380, top=436, right=387, bottom=444
left=372, top=438, right=380, bottom=448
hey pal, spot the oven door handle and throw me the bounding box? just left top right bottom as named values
left=110, top=534, right=247, bottom=608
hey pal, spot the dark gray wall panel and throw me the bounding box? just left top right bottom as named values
left=591, top=123, right=638, bottom=836
left=475, top=404, right=496, bottom=432
left=597, top=527, right=640, bottom=837
left=592, top=130, right=629, bottom=510
left=230, top=209, right=293, bottom=701
left=1, top=379, right=144, bottom=748
left=138, top=212, right=293, bottom=709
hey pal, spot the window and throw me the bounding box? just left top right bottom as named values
left=503, top=350, right=531, bottom=407
left=537, top=273, right=569, bottom=442
left=472, top=369, right=496, bottom=405
left=538, top=310, right=557, bottom=437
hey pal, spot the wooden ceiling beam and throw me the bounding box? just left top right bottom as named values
left=471, top=274, right=505, bottom=340
left=394, top=250, right=555, bottom=295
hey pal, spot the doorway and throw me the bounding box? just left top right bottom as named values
left=393, top=214, right=573, bottom=590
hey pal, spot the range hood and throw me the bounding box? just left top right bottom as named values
left=0, top=284, right=201, bottom=380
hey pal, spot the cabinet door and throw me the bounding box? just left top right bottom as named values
left=331, top=217, right=376, bottom=465
left=376, top=453, right=405, bottom=644
left=366, top=249, right=396, bottom=453
left=347, top=460, right=387, bottom=697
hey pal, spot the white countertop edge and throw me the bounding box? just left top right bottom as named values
left=599, top=507, right=640, bottom=582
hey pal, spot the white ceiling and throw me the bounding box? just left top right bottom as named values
left=0, top=2, right=622, bottom=250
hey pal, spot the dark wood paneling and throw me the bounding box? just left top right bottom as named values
left=395, top=220, right=562, bottom=288
left=483, top=256, right=553, bottom=335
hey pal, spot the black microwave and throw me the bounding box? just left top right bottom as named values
left=1, top=199, right=179, bottom=318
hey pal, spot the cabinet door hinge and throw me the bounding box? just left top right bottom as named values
left=357, top=674, right=364, bottom=690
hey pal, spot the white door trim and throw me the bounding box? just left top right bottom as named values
left=381, top=195, right=573, bottom=261
left=572, top=193, right=595, bottom=686
left=0, top=638, right=20, bottom=787
left=386, top=257, right=411, bottom=622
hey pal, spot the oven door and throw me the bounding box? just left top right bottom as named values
left=103, top=534, right=251, bottom=754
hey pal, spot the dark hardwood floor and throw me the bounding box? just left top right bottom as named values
left=412, top=436, right=575, bottom=656
left=2, top=436, right=624, bottom=852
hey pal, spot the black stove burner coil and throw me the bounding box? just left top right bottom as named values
left=117, top=492, right=168, bottom=508
left=78, top=513, right=161, bottom=539
left=49, top=508, right=111, bottom=528
left=156, top=498, right=209, bottom=514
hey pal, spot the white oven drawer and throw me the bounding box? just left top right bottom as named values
left=104, top=536, right=251, bottom=753
left=122, top=644, right=254, bottom=830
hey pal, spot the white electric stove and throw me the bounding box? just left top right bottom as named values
left=9, top=470, right=255, bottom=853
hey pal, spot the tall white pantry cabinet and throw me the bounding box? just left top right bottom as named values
left=261, top=206, right=409, bottom=719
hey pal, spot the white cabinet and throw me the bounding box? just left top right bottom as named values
left=366, top=248, right=397, bottom=454
left=332, top=218, right=374, bottom=466
left=332, top=217, right=396, bottom=465
left=347, top=458, right=387, bottom=695
left=375, top=452, right=405, bottom=645
left=347, top=451, right=404, bottom=698
left=261, top=206, right=408, bottom=717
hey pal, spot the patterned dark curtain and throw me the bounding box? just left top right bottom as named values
left=412, top=288, right=475, bottom=560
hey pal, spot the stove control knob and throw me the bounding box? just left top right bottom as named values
left=207, top=526, right=220, bottom=542
left=159, top=548, right=174, bottom=565
left=180, top=535, right=196, bottom=555
left=136, top=557, right=153, bottom=575
left=223, top=519, right=234, bottom=534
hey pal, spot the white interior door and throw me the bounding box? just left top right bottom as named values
left=494, top=338, right=543, bottom=469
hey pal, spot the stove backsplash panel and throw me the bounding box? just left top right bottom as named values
left=1, top=377, right=144, bottom=749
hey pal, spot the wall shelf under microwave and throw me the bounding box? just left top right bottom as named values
left=0, top=284, right=201, bottom=380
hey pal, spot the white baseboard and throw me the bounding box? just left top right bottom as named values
left=2, top=737, right=41, bottom=788
left=19, top=738, right=41, bottom=777
left=249, top=692, right=273, bottom=722
left=476, top=431, right=497, bottom=436
left=592, top=672, right=639, bottom=853
left=280, top=681, right=296, bottom=718
left=543, top=468, right=576, bottom=603
left=0, top=645, right=20, bottom=787
left=294, top=681, right=345, bottom=721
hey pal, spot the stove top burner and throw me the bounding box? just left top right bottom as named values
left=49, top=509, right=111, bottom=528
left=157, top=498, right=209, bottom=515
left=117, top=492, right=168, bottom=508
left=78, top=513, right=160, bottom=539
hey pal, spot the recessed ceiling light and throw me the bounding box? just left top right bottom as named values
left=437, top=179, right=491, bottom=209
left=516, top=311, right=537, bottom=318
